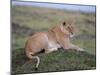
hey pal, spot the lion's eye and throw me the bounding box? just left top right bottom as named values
left=67, top=26, right=73, bottom=34
left=66, top=27, right=69, bottom=31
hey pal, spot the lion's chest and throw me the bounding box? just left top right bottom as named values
left=47, top=41, right=60, bottom=51
left=44, top=33, right=61, bottom=51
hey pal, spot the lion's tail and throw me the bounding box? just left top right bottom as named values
left=27, top=53, right=40, bottom=69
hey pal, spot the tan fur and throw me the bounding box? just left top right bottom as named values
left=25, top=21, right=84, bottom=69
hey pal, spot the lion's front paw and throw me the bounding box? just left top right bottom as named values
left=77, top=48, right=84, bottom=51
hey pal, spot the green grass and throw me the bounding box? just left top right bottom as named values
left=12, top=49, right=96, bottom=74
left=11, top=5, right=96, bottom=74
left=72, top=39, right=96, bottom=55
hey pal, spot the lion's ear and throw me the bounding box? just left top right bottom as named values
left=62, top=21, right=66, bottom=26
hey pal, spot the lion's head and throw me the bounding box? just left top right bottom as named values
left=60, top=21, right=75, bottom=38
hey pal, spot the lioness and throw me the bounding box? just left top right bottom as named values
left=25, top=21, right=84, bottom=69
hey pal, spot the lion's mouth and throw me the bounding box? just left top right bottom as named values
left=70, top=34, right=74, bottom=38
